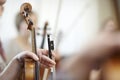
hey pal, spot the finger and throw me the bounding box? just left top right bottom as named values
left=40, top=55, right=56, bottom=65
left=41, top=61, right=54, bottom=68
left=37, top=49, right=48, bottom=56
left=25, top=52, right=39, bottom=61
left=40, top=59, right=54, bottom=68
left=40, top=64, right=51, bottom=69
left=51, top=51, right=56, bottom=58
left=17, top=51, right=39, bottom=61
left=37, top=49, right=56, bottom=58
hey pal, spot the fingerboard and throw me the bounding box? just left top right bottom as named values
left=31, top=27, right=40, bottom=80
left=31, top=28, right=37, bottom=54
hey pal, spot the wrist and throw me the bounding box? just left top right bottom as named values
left=12, top=57, right=24, bottom=68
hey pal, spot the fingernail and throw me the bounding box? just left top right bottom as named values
left=52, top=61, right=56, bottom=64
left=36, top=57, right=39, bottom=61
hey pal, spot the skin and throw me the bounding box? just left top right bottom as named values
left=0, top=0, right=5, bottom=5
left=59, top=20, right=118, bottom=80
left=0, top=0, right=6, bottom=62
left=0, top=0, right=5, bottom=16
left=60, top=32, right=119, bottom=80
left=0, top=49, right=56, bottom=80
left=0, top=0, right=55, bottom=80
left=0, top=41, right=6, bottom=62
left=0, top=0, right=119, bottom=80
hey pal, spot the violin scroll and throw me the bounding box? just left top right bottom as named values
left=20, top=3, right=32, bottom=17
left=20, top=3, right=33, bottom=30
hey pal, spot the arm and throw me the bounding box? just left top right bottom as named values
left=0, top=41, right=7, bottom=62
left=0, top=49, right=55, bottom=80
left=0, top=57, right=21, bottom=80
left=60, top=34, right=117, bottom=80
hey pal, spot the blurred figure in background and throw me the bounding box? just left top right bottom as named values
left=55, top=18, right=119, bottom=80
left=53, top=18, right=119, bottom=80
left=1, top=17, right=120, bottom=80
left=7, top=11, right=38, bottom=62
left=1, top=0, right=120, bottom=80
left=0, top=0, right=7, bottom=73
left=99, top=19, right=120, bottom=80
left=100, top=18, right=118, bottom=33
left=0, top=40, right=6, bottom=72
left=90, top=18, right=118, bottom=80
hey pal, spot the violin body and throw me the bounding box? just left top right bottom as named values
left=24, top=59, right=35, bottom=80
left=20, top=3, right=55, bottom=80
left=20, top=3, right=40, bottom=80
left=101, top=54, right=120, bottom=80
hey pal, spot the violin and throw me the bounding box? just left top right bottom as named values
left=101, top=53, right=120, bottom=80
left=20, top=3, right=40, bottom=80
left=20, top=3, right=55, bottom=80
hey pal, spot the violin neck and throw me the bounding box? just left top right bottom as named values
left=31, top=27, right=40, bottom=80
left=31, top=28, right=37, bottom=54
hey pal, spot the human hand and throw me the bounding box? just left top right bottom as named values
left=14, top=49, right=56, bottom=68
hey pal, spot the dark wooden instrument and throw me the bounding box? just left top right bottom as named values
left=20, top=3, right=55, bottom=80
left=42, top=34, right=55, bottom=80
left=101, top=53, right=120, bottom=80
left=47, top=34, right=55, bottom=80
left=40, top=22, right=48, bottom=49
left=39, top=22, right=48, bottom=80
left=20, top=3, right=40, bottom=80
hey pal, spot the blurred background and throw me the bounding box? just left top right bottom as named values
left=0, top=0, right=118, bottom=57
left=0, top=0, right=120, bottom=79
left=0, top=0, right=118, bottom=60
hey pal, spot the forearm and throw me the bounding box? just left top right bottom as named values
left=70, top=56, right=92, bottom=80
left=60, top=44, right=113, bottom=80
left=59, top=53, right=93, bottom=80
left=1, top=52, right=7, bottom=62
left=0, top=49, right=55, bottom=80
left=0, top=58, right=21, bottom=80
